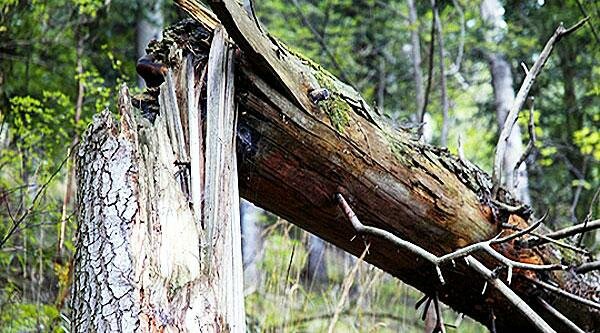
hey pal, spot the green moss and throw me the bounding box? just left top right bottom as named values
left=320, top=97, right=351, bottom=133
left=282, top=43, right=354, bottom=133
left=382, top=129, right=414, bottom=166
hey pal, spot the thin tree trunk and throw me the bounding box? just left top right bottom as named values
left=407, top=0, right=425, bottom=116
left=136, top=0, right=164, bottom=88
left=488, top=54, right=531, bottom=204
left=433, top=3, right=449, bottom=147
left=302, top=234, right=328, bottom=288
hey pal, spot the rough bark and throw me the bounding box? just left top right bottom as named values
left=72, top=27, right=245, bottom=332
left=81, top=1, right=598, bottom=331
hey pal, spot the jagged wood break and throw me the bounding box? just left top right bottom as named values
left=161, top=1, right=599, bottom=331
left=73, top=0, right=599, bottom=331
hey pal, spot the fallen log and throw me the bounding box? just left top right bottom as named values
left=123, top=1, right=599, bottom=331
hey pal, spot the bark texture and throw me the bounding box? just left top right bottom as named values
left=75, top=0, right=599, bottom=331
left=72, top=27, right=246, bottom=331
left=73, top=91, right=211, bottom=332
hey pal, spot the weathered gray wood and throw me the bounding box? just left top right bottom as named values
left=73, top=85, right=212, bottom=332
left=73, top=42, right=246, bottom=330
left=203, top=26, right=246, bottom=333
left=186, top=55, right=203, bottom=225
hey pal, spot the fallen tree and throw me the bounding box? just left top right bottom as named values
left=72, top=0, right=599, bottom=332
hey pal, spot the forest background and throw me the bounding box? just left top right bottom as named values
left=0, top=0, right=598, bottom=331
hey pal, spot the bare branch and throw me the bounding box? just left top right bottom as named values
left=0, top=150, right=72, bottom=248
left=575, top=186, right=600, bottom=246
left=289, top=0, right=350, bottom=83
left=537, top=297, right=585, bottom=333
left=501, top=223, right=590, bottom=255
left=537, top=219, right=600, bottom=243
left=492, top=18, right=588, bottom=194
left=465, top=257, right=556, bottom=333
left=336, top=193, right=566, bottom=287
left=433, top=291, right=446, bottom=333
left=513, top=97, right=537, bottom=188
left=574, top=260, right=600, bottom=274
left=530, top=278, right=600, bottom=311
left=574, top=0, right=600, bottom=43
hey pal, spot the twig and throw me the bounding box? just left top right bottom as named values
left=529, top=278, right=600, bottom=311
left=574, top=0, right=600, bottom=44
left=537, top=297, right=586, bottom=333
left=433, top=291, right=446, bottom=333
left=492, top=17, right=589, bottom=194
left=465, top=257, right=556, bottom=333
left=536, top=219, right=600, bottom=244
left=336, top=192, right=565, bottom=282
left=489, top=306, right=496, bottom=333
left=574, top=260, right=600, bottom=274
left=0, top=150, right=72, bottom=248
left=501, top=223, right=590, bottom=255
left=289, top=0, right=349, bottom=82
left=492, top=199, right=527, bottom=213
left=513, top=97, right=537, bottom=188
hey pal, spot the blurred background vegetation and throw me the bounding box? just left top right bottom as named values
left=0, top=0, right=598, bottom=332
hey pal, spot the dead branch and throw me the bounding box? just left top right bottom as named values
left=513, top=97, right=537, bottom=188
left=574, top=260, right=600, bottom=274
left=530, top=278, right=600, bottom=311
left=492, top=17, right=589, bottom=194
left=465, top=257, right=555, bottom=333
left=537, top=297, right=585, bottom=333
left=336, top=192, right=557, bottom=332
left=534, top=219, right=600, bottom=245
left=501, top=223, right=589, bottom=255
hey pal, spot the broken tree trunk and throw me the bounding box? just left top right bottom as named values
left=73, top=0, right=599, bottom=331
left=171, top=1, right=599, bottom=331
left=71, top=27, right=245, bottom=332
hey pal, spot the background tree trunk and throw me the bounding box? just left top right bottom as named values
left=481, top=0, right=531, bottom=204
left=136, top=0, right=164, bottom=88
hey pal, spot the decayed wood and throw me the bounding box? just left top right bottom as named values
left=73, top=85, right=212, bottom=331
left=73, top=40, right=246, bottom=330
left=203, top=26, right=246, bottom=332
left=149, top=2, right=598, bottom=331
